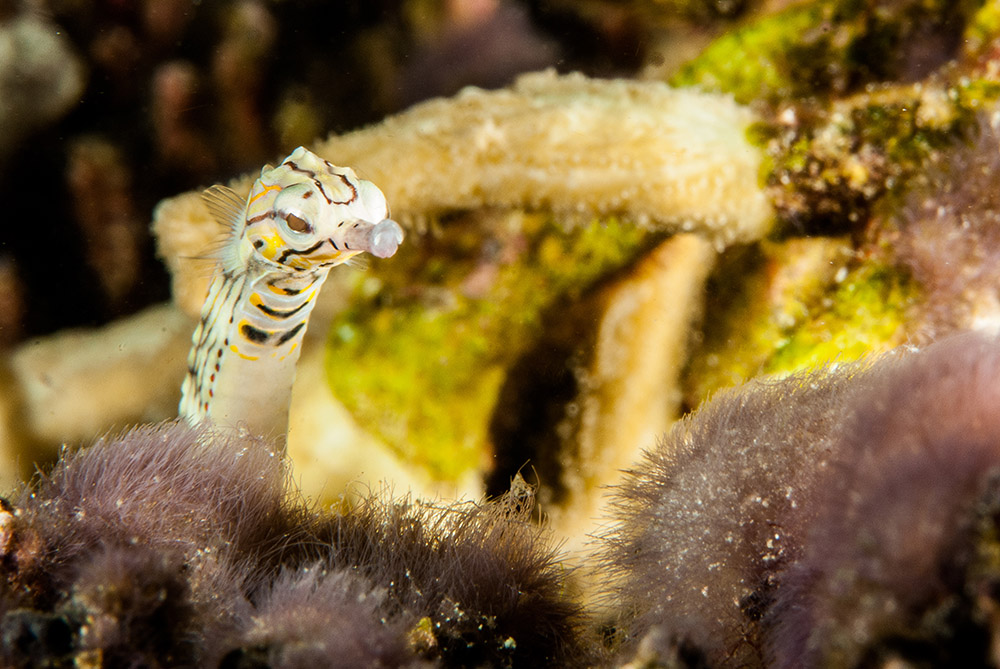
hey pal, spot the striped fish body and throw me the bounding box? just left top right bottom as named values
left=180, top=269, right=324, bottom=439
left=179, top=147, right=403, bottom=439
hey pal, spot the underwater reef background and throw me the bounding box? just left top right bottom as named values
left=6, top=0, right=1000, bottom=665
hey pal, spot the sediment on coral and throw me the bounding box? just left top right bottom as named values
left=0, top=421, right=590, bottom=667
left=752, top=82, right=981, bottom=235
left=601, top=332, right=1000, bottom=667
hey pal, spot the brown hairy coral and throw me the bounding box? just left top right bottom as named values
left=295, top=482, right=589, bottom=667
left=0, top=422, right=588, bottom=666
left=216, top=568, right=425, bottom=669
left=154, top=70, right=771, bottom=315
left=602, top=332, right=1000, bottom=667
left=0, top=422, right=291, bottom=667
left=767, top=333, right=1000, bottom=668
left=6, top=422, right=291, bottom=602
left=216, top=482, right=591, bottom=666
left=602, top=354, right=864, bottom=666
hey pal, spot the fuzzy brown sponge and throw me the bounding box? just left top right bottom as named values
left=215, top=568, right=424, bottom=669
left=603, top=332, right=1000, bottom=668
left=214, top=487, right=590, bottom=668
left=602, top=353, right=865, bottom=666
left=894, top=111, right=1000, bottom=340
left=304, top=486, right=586, bottom=667
left=767, top=333, right=1000, bottom=668
left=0, top=422, right=587, bottom=667
left=0, top=422, right=294, bottom=667
left=6, top=422, right=293, bottom=606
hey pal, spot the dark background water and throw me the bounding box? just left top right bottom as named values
left=0, top=0, right=668, bottom=342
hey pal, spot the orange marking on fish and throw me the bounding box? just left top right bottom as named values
left=248, top=183, right=281, bottom=205
left=230, top=344, right=259, bottom=361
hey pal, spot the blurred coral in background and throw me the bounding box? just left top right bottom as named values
left=0, top=0, right=638, bottom=339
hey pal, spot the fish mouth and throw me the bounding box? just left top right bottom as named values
left=368, top=219, right=404, bottom=258
left=308, top=247, right=362, bottom=264
left=340, top=218, right=404, bottom=259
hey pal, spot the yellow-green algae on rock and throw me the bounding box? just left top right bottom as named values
left=671, top=0, right=985, bottom=104
left=325, top=212, right=658, bottom=481
left=669, top=3, right=822, bottom=104
left=666, top=0, right=1000, bottom=234
left=664, top=0, right=1000, bottom=238
left=684, top=239, right=919, bottom=407
left=964, top=0, right=1000, bottom=56
left=664, top=0, right=1000, bottom=412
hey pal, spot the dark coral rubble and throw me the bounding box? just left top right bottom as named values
left=0, top=422, right=587, bottom=667
left=602, top=332, right=1000, bottom=667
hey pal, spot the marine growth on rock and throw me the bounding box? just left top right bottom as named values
left=602, top=332, right=1000, bottom=668
left=0, top=422, right=589, bottom=667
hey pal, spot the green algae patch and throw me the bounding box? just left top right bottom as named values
left=964, top=0, right=1000, bottom=55
left=672, top=0, right=995, bottom=236
left=685, top=238, right=918, bottom=407
left=670, top=4, right=822, bottom=104
left=765, top=262, right=916, bottom=372
left=326, top=212, right=655, bottom=481
left=672, top=0, right=984, bottom=105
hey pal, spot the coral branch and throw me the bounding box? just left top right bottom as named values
left=154, top=70, right=771, bottom=316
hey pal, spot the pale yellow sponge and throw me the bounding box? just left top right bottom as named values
left=317, top=70, right=771, bottom=241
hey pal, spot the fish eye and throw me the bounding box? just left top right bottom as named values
left=284, top=213, right=313, bottom=234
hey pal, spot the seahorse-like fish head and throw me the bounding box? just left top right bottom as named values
left=236, top=146, right=403, bottom=273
